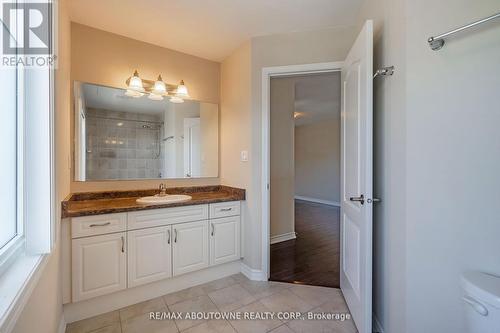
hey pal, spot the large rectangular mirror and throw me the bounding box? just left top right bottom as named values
left=74, top=82, right=219, bottom=181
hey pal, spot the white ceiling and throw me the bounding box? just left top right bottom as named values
left=69, top=0, right=364, bottom=61
left=292, top=72, right=341, bottom=127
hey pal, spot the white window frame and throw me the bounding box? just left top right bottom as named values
left=0, top=0, right=56, bottom=331
left=0, top=0, right=55, bottom=267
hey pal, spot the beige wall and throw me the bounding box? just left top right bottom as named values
left=295, top=119, right=341, bottom=203
left=270, top=77, right=295, bottom=238
left=12, top=0, right=72, bottom=331
left=70, top=23, right=221, bottom=192
left=220, top=41, right=254, bottom=265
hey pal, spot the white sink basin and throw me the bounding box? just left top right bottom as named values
left=136, top=194, right=192, bottom=205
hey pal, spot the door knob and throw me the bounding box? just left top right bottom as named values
left=349, top=195, right=365, bottom=205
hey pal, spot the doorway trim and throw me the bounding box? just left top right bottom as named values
left=261, top=61, right=344, bottom=279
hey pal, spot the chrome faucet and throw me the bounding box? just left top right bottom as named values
left=158, top=183, right=167, bottom=196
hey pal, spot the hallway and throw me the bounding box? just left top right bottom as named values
left=270, top=200, right=340, bottom=288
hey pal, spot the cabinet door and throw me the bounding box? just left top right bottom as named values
left=172, top=220, right=209, bottom=276
left=72, top=232, right=126, bottom=302
left=128, top=226, right=172, bottom=288
left=210, top=216, right=240, bottom=266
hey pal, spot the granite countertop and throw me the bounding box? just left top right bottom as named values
left=61, top=185, right=245, bottom=218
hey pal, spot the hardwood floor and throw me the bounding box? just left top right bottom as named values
left=270, top=199, right=340, bottom=288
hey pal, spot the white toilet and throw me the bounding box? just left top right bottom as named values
left=461, top=271, right=500, bottom=333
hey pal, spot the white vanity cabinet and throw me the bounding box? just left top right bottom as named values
left=172, top=220, right=209, bottom=276
left=210, top=216, right=240, bottom=266
left=72, top=232, right=127, bottom=302
left=128, top=226, right=172, bottom=288
left=69, top=201, right=241, bottom=302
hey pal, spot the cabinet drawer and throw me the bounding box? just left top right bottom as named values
left=209, top=201, right=240, bottom=219
left=128, top=204, right=209, bottom=230
left=71, top=213, right=126, bottom=238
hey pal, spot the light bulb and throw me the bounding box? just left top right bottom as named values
left=151, top=75, right=167, bottom=95
left=175, top=80, right=189, bottom=98
left=128, top=70, right=144, bottom=92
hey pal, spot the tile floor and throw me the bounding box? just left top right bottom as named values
left=66, top=274, right=357, bottom=333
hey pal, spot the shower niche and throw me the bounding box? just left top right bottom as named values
left=73, top=81, right=219, bottom=181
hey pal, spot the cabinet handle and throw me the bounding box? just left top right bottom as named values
left=211, top=223, right=215, bottom=236
left=174, top=229, right=177, bottom=243
left=220, top=208, right=232, bottom=212
left=89, top=222, right=111, bottom=227
left=121, top=236, right=125, bottom=253
left=167, top=229, right=171, bottom=244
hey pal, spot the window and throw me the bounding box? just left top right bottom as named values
left=0, top=1, right=24, bottom=271
left=0, top=0, right=54, bottom=273
left=0, top=61, right=20, bottom=250
left=0, top=1, right=54, bottom=328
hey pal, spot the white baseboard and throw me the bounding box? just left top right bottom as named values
left=294, top=195, right=340, bottom=207
left=270, top=232, right=297, bottom=245
left=373, top=314, right=384, bottom=333
left=240, top=263, right=267, bottom=281
left=64, top=261, right=241, bottom=323
left=58, top=315, right=66, bottom=333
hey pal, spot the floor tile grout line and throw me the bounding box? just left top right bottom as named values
left=225, top=315, right=239, bottom=333
left=163, top=275, right=239, bottom=307
left=164, top=302, right=181, bottom=333
left=171, top=294, right=221, bottom=332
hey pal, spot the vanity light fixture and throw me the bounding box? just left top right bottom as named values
left=125, top=71, right=190, bottom=103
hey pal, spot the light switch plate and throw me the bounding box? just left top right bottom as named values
left=240, top=150, right=248, bottom=162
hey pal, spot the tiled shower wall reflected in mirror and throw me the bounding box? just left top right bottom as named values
left=85, top=109, right=164, bottom=180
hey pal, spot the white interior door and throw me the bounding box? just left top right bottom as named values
left=183, top=118, right=201, bottom=177
left=340, top=20, right=373, bottom=333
